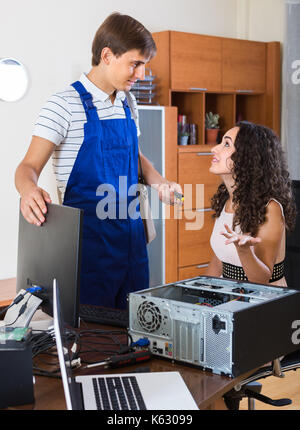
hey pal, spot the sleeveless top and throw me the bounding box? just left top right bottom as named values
left=210, top=199, right=286, bottom=285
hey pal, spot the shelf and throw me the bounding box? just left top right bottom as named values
left=205, top=93, right=235, bottom=140
left=235, top=93, right=266, bottom=124
left=178, top=144, right=214, bottom=153
left=172, top=91, right=205, bottom=145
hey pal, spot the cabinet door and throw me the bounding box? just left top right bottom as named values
left=170, top=32, right=222, bottom=91
left=222, top=39, right=266, bottom=92
left=178, top=152, right=221, bottom=209
left=178, top=209, right=215, bottom=267
left=178, top=264, right=209, bottom=280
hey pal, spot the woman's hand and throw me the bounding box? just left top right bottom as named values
left=220, top=223, right=262, bottom=250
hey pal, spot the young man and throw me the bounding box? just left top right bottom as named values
left=15, top=13, right=182, bottom=309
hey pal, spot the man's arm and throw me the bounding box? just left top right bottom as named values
left=139, top=151, right=182, bottom=205
left=15, top=136, right=56, bottom=226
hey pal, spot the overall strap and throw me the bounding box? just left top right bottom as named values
left=122, top=95, right=133, bottom=121
left=71, top=81, right=98, bottom=121
left=125, top=91, right=138, bottom=122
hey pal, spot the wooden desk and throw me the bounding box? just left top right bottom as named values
left=0, top=278, right=256, bottom=410
left=29, top=348, right=257, bottom=410
left=0, top=277, right=16, bottom=308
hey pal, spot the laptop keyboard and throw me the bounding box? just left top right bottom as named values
left=92, top=376, right=147, bottom=410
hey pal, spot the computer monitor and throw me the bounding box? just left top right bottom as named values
left=16, top=202, right=83, bottom=328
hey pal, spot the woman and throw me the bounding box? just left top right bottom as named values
left=206, top=121, right=296, bottom=287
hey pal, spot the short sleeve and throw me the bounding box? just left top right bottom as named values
left=32, top=93, right=71, bottom=145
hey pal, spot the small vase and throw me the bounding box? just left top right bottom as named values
left=180, top=135, right=189, bottom=146
left=205, top=128, right=219, bottom=145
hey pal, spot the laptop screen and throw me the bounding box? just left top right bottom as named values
left=53, top=279, right=77, bottom=410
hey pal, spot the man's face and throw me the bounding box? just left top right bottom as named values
left=108, top=49, right=149, bottom=92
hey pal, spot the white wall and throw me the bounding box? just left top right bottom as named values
left=0, top=0, right=284, bottom=279
left=237, top=0, right=285, bottom=42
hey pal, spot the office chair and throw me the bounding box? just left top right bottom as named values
left=223, top=349, right=300, bottom=410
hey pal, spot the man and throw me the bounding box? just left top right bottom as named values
left=15, top=12, right=182, bottom=309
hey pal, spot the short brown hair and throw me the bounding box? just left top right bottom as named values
left=91, top=12, right=157, bottom=66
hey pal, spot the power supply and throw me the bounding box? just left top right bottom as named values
left=128, top=276, right=300, bottom=377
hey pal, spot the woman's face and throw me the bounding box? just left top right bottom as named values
left=209, top=126, right=239, bottom=176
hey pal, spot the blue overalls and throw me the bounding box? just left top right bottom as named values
left=63, top=81, right=149, bottom=309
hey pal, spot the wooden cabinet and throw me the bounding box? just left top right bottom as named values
left=170, top=31, right=222, bottom=91
left=178, top=209, right=215, bottom=267
left=178, top=264, right=209, bottom=280
left=149, top=31, right=280, bottom=136
left=222, top=38, right=266, bottom=92
left=178, top=148, right=220, bottom=209
left=176, top=146, right=219, bottom=279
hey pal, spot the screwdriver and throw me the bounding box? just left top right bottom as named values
left=174, top=191, right=184, bottom=202
left=86, top=350, right=152, bottom=369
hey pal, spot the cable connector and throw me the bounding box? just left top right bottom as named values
left=71, top=358, right=81, bottom=368
left=26, top=286, right=43, bottom=294
left=13, top=292, right=27, bottom=304
left=131, top=337, right=150, bottom=348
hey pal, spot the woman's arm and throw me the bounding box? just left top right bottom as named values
left=205, top=251, right=223, bottom=277
left=222, top=200, right=285, bottom=284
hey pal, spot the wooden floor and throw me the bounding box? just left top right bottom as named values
left=239, top=368, right=300, bottom=410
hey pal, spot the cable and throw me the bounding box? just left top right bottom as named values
left=0, top=291, right=29, bottom=318
left=29, top=326, right=132, bottom=376
left=4, top=294, right=32, bottom=327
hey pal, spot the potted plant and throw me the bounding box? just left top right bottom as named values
left=205, top=112, right=220, bottom=144
left=179, top=130, right=189, bottom=146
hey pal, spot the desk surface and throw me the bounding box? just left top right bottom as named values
left=0, top=278, right=256, bottom=410
left=0, top=277, right=16, bottom=307
left=27, top=322, right=257, bottom=411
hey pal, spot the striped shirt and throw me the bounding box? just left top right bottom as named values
left=32, top=73, right=140, bottom=200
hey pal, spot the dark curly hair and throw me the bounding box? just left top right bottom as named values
left=211, top=121, right=297, bottom=236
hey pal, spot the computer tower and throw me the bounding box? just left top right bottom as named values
left=128, top=276, right=300, bottom=377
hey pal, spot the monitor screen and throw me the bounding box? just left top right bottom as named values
left=16, top=202, right=83, bottom=327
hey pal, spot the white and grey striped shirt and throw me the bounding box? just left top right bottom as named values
left=33, top=73, right=140, bottom=200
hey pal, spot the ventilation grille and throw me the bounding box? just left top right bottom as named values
left=204, top=314, right=232, bottom=373
left=137, top=301, right=163, bottom=333
left=174, top=320, right=203, bottom=363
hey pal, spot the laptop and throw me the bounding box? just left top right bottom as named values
left=53, top=279, right=199, bottom=410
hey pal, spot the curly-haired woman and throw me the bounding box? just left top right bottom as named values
left=205, top=121, right=296, bottom=287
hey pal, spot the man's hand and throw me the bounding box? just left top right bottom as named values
left=156, top=181, right=183, bottom=205
left=20, top=185, right=52, bottom=226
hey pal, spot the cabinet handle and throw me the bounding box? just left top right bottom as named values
left=236, top=89, right=253, bottom=93
left=196, top=152, right=212, bottom=156
left=189, top=87, right=207, bottom=91
left=196, top=264, right=209, bottom=269
left=195, top=208, right=212, bottom=212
